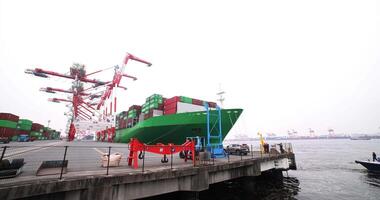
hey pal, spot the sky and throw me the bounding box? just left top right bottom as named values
left=0, top=0, right=379, bottom=138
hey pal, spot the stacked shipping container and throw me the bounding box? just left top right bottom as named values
left=0, top=112, right=60, bottom=142
left=163, top=96, right=217, bottom=115
left=0, top=113, right=19, bottom=142
left=142, top=94, right=165, bottom=120
left=16, top=119, right=33, bottom=141
left=30, top=123, right=44, bottom=141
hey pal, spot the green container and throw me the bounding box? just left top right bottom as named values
left=149, top=102, right=159, bottom=109
left=149, top=98, right=163, bottom=104
left=146, top=94, right=162, bottom=101
left=180, top=96, right=192, bottom=104
left=30, top=131, right=40, bottom=137
left=128, top=113, right=137, bottom=118
left=18, top=119, right=33, bottom=125
left=11, top=135, right=18, bottom=141
left=0, top=120, right=18, bottom=129
left=17, top=124, right=32, bottom=131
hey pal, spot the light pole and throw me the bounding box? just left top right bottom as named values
left=48, top=120, right=51, bottom=128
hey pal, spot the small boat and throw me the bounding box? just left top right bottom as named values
left=355, top=160, right=380, bottom=172
left=350, top=135, right=371, bottom=140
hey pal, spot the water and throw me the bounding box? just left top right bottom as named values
left=285, top=139, right=380, bottom=200
left=146, top=139, right=380, bottom=200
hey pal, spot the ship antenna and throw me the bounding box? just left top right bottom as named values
left=217, top=84, right=225, bottom=108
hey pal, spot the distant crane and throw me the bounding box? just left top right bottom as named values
left=26, top=53, right=151, bottom=141
left=309, top=128, right=315, bottom=137
left=328, top=128, right=335, bottom=137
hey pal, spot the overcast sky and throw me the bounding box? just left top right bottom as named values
left=0, top=0, right=379, bottom=138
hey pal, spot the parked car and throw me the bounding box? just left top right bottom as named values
left=225, top=144, right=249, bottom=155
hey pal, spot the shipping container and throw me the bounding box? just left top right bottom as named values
left=164, top=96, right=181, bottom=105
left=176, top=102, right=205, bottom=113
left=208, top=102, right=217, bottom=108
left=163, top=108, right=177, bottom=115
left=0, top=120, right=18, bottom=129
left=129, top=105, right=142, bottom=111
left=0, top=127, right=16, bottom=137
left=164, top=102, right=177, bottom=110
left=180, top=96, right=193, bottom=104
left=0, top=113, right=19, bottom=122
left=192, top=98, right=204, bottom=106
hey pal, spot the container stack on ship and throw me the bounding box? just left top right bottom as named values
left=105, top=94, right=242, bottom=145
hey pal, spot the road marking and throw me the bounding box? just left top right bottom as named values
left=93, top=148, right=106, bottom=155
left=4, top=141, right=63, bottom=157
left=6, top=146, right=54, bottom=159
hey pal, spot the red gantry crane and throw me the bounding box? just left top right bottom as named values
left=26, top=53, right=152, bottom=141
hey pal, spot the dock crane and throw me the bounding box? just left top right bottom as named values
left=26, top=53, right=152, bottom=141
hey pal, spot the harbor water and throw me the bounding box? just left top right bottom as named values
left=148, top=139, right=380, bottom=200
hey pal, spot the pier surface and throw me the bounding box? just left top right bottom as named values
left=0, top=140, right=296, bottom=200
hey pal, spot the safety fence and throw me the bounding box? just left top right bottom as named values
left=0, top=141, right=293, bottom=184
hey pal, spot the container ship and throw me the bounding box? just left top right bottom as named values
left=102, top=94, right=243, bottom=145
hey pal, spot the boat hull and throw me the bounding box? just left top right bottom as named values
left=115, top=108, right=243, bottom=144
left=355, top=160, right=380, bottom=172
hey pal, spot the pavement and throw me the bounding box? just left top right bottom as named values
left=0, top=140, right=267, bottom=186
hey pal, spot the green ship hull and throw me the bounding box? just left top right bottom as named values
left=115, top=108, right=243, bottom=144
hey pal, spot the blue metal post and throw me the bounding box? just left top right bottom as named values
left=217, top=106, right=222, bottom=144
left=204, top=102, right=210, bottom=146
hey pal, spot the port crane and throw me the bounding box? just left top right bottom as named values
left=26, top=53, right=151, bottom=141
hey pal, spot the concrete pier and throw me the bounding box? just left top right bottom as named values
left=0, top=144, right=295, bottom=200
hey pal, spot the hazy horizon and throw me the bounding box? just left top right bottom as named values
left=1, top=0, right=379, bottom=138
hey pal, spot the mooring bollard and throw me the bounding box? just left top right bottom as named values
left=251, top=145, right=253, bottom=159
left=0, top=146, right=7, bottom=161
left=106, top=146, right=111, bottom=175
left=170, top=147, right=174, bottom=170
left=59, top=146, right=68, bottom=180
left=142, top=146, right=145, bottom=172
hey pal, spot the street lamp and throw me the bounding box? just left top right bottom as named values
left=47, top=120, right=51, bottom=128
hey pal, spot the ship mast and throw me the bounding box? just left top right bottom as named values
left=216, top=84, right=225, bottom=108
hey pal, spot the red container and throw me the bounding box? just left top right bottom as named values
left=15, top=129, right=30, bottom=136
left=0, top=113, right=19, bottom=122
left=208, top=102, right=217, bottom=108
left=164, top=108, right=177, bottom=115
left=144, top=111, right=153, bottom=120
left=129, top=105, right=142, bottom=111
left=164, top=102, right=177, bottom=110
left=0, top=127, right=16, bottom=137
left=164, top=96, right=180, bottom=105
left=31, top=123, right=44, bottom=131
left=42, top=131, right=49, bottom=137
left=192, top=99, right=204, bottom=106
